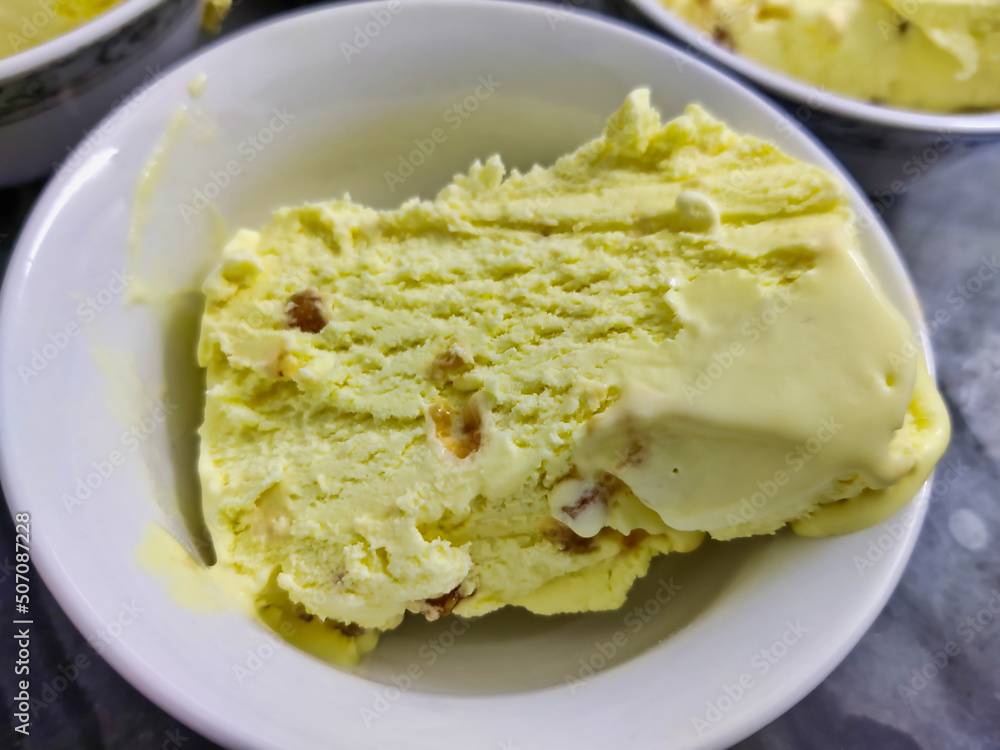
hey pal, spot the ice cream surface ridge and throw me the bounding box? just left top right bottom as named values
left=196, top=90, right=949, bottom=648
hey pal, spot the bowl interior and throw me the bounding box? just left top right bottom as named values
left=0, top=2, right=931, bottom=748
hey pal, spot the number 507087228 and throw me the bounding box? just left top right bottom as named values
left=14, top=513, right=30, bottom=618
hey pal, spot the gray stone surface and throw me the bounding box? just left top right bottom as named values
left=1, top=1, right=998, bottom=748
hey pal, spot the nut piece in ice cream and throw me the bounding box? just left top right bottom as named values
left=428, top=343, right=472, bottom=384
left=285, top=288, right=327, bottom=333
left=419, top=581, right=476, bottom=621
left=428, top=396, right=484, bottom=460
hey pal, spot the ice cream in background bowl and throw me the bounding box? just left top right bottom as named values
left=622, top=0, right=1000, bottom=195
left=0, top=0, right=127, bottom=59
left=648, top=0, right=1000, bottom=113
left=0, top=2, right=952, bottom=749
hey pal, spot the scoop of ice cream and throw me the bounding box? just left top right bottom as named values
left=658, top=0, right=1000, bottom=112
left=198, top=90, right=948, bottom=638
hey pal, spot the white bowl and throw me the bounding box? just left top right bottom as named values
left=0, top=1, right=938, bottom=748
left=0, top=0, right=203, bottom=187
left=623, top=0, right=1000, bottom=196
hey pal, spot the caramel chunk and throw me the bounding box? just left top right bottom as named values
left=560, top=472, right=621, bottom=519
left=286, top=288, right=326, bottom=333
left=429, top=396, right=483, bottom=459
left=421, top=584, right=472, bottom=621
left=429, top=344, right=470, bottom=383
left=562, top=481, right=610, bottom=519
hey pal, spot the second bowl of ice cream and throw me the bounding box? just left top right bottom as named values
left=622, top=0, right=1000, bottom=195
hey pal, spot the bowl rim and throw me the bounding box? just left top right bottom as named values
left=0, top=1, right=939, bottom=748
left=0, top=0, right=172, bottom=83
left=625, top=0, right=1000, bottom=135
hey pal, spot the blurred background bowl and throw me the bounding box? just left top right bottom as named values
left=620, top=0, right=1000, bottom=197
left=0, top=0, right=206, bottom=187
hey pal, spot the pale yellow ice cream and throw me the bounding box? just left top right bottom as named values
left=0, top=0, right=231, bottom=60
left=659, top=0, right=1000, bottom=112
left=0, top=0, right=125, bottom=59
left=197, top=91, right=949, bottom=646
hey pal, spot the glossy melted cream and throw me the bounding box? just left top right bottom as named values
left=137, top=523, right=378, bottom=664
left=552, top=225, right=950, bottom=539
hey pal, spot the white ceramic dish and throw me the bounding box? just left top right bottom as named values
left=0, top=1, right=938, bottom=748
left=0, top=0, right=203, bottom=186
left=623, top=0, right=1000, bottom=195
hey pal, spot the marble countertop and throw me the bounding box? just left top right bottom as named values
left=1, top=1, right=998, bottom=748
